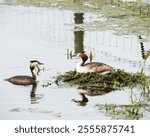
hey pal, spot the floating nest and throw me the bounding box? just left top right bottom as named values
left=55, top=69, right=150, bottom=93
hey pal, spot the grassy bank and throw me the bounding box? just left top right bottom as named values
left=5, top=0, right=150, bottom=41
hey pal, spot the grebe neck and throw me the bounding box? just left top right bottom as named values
left=77, top=59, right=85, bottom=67
left=30, top=67, right=39, bottom=82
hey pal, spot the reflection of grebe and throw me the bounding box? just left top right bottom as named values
left=76, top=52, right=115, bottom=73
left=30, top=83, right=43, bottom=104
left=72, top=93, right=88, bottom=106
left=4, top=60, right=43, bottom=85
left=72, top=87, right=113, bottom=106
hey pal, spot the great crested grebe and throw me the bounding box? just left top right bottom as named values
left=4, top=60, right=43, bottom=85
left=75, top=52, right=116, bottom=73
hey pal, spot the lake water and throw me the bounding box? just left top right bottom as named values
left=0, top=4, right=150, bottom=119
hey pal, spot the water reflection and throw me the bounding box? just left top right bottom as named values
left=30, top=83, right=43, bottom=104
left=72, top=88, right=112, bottom=106
left=74, top=13, right=84, bottom=54
left=72, top=93, right=88, bottom=106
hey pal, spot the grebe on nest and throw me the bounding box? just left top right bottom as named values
left=75, top=52, right=115, bottom=73
left=4, top=60, right=43, bottom=85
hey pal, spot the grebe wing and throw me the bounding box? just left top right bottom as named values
left=5, top=75, right=35, bottom=85
left=84, top=62, right=115, bottom=72
left=84, top=62, right=106, bottom=67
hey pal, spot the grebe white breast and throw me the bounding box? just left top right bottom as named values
left=75, top=52, right=116, bottom=73
left=4, top=60, right=43, bottom=85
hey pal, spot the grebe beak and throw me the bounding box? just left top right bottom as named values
left=37, top=62, right=44, bottom=71
left=38, top=62, right=44, bottom=65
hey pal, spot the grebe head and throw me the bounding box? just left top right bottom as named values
left=30, top=60, right=44, bottom=69
left=29, top=60, right=44, bottom=82
left=77, top=51, right=88, bottom=63
left=30, top=60, right=44, bottom=73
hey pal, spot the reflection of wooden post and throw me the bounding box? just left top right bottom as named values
left=74, top=13, right=84, bottom=54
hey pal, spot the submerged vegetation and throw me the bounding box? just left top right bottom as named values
left=55, top=69, right=150, bottom=93
left=95, top=90, right=148, bottom=119
left=95, top=103, right=143, bottom=120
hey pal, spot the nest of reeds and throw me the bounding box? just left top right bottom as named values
left=55, top=69, right=150, bottom=93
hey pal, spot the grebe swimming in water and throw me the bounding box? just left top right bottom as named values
left=75, top=52, right=116, bottom=73
left=4, top=60, right=43, bottom=85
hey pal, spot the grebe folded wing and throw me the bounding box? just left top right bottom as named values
left=84, top=62, right=115, bottom=72
left=5, top=76, right=35, bottom=85
left=84, top=62, right=105, bottom=67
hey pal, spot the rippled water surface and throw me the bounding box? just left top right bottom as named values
left=0, top=4, right=150, bottom=119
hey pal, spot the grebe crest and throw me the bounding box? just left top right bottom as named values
left=30, top=60, right=43, bottom=69
left=4, top=60, right=44, bottom=85
left=76, top=52, right=116, bottom=73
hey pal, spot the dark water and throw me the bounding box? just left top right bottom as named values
left=0, top=4, right=150, bottom=119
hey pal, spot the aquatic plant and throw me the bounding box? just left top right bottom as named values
left=125, top=90, right=140, bottom=117
left=7, top=0, right=150, bottom=42
left=7, top=0, right=150, bottom=16
left=104, top=103, right=117, bottom=112
left=95, top=90, right=145, bottom=119
left=133, top=68, right=150, bottom=93
left=95, top=103, right=143, bottom=120
left=55, top=69, right=150, bottom=93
